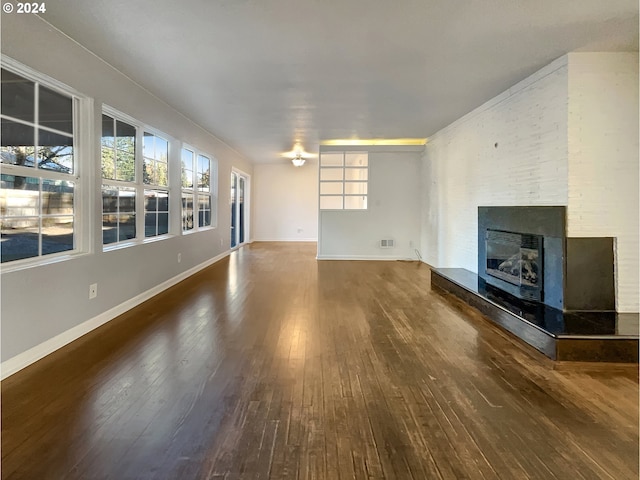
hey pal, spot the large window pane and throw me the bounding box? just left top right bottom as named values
left=119, top=214, right=136, bottom=242
left=1, top=121, right=35, bottom=167
left=102, top=186, right=136, bottom=245
left=320, top=152, right=343, bottom=166
left=39, top=85, right=73, bottom=134
left=197, top=155, right=210, bottom=192
left=157, top=191, right=169, bottom=211
left=102, top=213, right=136, bottom=245
left=157, top=162, right=168, bottom=187
left=145, top=189, right=169, bottom=237
left=103, top=115, right=136, bottom=182
left=158, top=213, right=169, bottom=235
left=345, top=152, right=368, bottom=167
left=0, top=218, right=39, bottom=262
left=116, top=150, right=135, bottom=182
left=320, top=196, right=342, bottom=209
left=119, top=188, right=136, bottom=213
left=144, top=212, right=157, bottom=237
left=319, top=151, right=368, bottom=211
left=344, top=182, right=367, bottom=195
left=320, top=182, right=343, bottom=195
left=115, top=120, right=136, bottom=182
left=155, top=137, right=168, bottom=161
left=1, top=175, right=40, bottom=216
left=115, top=121, right=135, bottom=152
left=1, top=68, right=79, bottom=264
left=38, top=130, right=73, bottom=173
left=42, top=179, right=74, bottom=215
left=182, top=149, right=194, bottom=189
left=102, top=215, right=117, bottom=245
left=101, top=115, right=114, bottom=148
left=143, top=132, right=154, bottom=159
left=102, top=186, right=118, bottom=214
left=143, top=159, right=157, bottom=185
left=199, top=196, right=211, bottom=227
left=345, top=168, right=367, bottom=181
left=42, top=217, right=74, bottom=255
left=1, top=69, right=34, bottom=123
left=182, top=194, right=194, bottom=231
left=320, top=168, right=343, bottom=181
left=345, top=196, right=367, bottom=209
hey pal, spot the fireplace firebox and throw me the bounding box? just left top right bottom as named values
left=485, top=229, right=543, bottom=302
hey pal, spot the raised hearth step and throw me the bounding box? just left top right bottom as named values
left=431, top=268, right=638, bottom=363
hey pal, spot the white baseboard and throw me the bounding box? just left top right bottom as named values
left=1, top=250, right=231, bottom=380
left=253, top=238, right=317, bottom=242
left=316, top=255, right=412, bottom=261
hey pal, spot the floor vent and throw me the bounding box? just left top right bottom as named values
left=380, top=239, right=395, bottom=248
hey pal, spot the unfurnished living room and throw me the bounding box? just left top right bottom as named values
left=1, top=1, right=638, bottom=479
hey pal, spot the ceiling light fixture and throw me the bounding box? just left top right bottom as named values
left=291, top=154, right=306, bottom=167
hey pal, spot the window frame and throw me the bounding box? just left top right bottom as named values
left=319, top=150, right=369, bottom=210
left=180, top=144, right=217, bottom=233
left=101, top=106, right=173, bottom=250
left=0, top=57, right=91, bottom=271
left=142, top=130, right=170, bottom=238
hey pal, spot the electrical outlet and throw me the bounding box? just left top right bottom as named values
left=409, top=240, right=414, bottom=248
left=220, top=238, right=224, bottom=247
left=177, top=253, right=182, bottom=263
left=89, top=283, right=97, bottom=299
left=297, top=228, right=303, bottom=233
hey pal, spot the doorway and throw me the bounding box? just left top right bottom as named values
left=230, top=170, right=249, bottom=248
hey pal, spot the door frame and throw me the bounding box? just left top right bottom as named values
left=230, top=167, right=250, bottom=250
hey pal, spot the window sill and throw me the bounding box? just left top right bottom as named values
left=102, top=233, right=175, bottom=252
left=0, top=250, right=89, bottom=274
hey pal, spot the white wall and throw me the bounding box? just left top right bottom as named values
left=1, top=14, right=253, bottom=371
left=421, top=53, right=639, bottom=312
left=319, top=148, right=422, bottom=260
left=421, top=56, right=569, bottom=271
left=567, top=52, right=639, bottom=312
left=253, top=163, right=318, bottom=241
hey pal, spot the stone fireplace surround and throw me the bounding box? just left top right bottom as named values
left=430, top=206, right=638, bottom=362
left=478, top=206, right=615, bottom=311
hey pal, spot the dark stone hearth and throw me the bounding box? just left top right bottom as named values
left=431, top=268, right=639, bottom=363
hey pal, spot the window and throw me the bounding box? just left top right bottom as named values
left=181, top=147, right=216, bottom=232
left=181, top=148, right=195, bottom=231
left=143, top=132, right=169, bottom=237
left=0, top=66, right=80, bottom=264
left=197, top=153, right=213, bottom=227
left=319, top=151, right=368, bottom=210
left=101, top=114, right=137, bottom=245
left=101, top=109, right=171, bottom=245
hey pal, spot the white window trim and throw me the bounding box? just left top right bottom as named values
left=181, top=144, right=217, bottom=233
left=101, top=105, right=175, bottom=250
left=318, top=150, right=369, bottom=211
left=0, top=56, right=93, bottom=273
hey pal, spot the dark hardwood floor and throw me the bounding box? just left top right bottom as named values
left=2, top=242, right=638, bottom=479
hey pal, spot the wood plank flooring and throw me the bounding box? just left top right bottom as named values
left=2, top=242, right=638, bottom=479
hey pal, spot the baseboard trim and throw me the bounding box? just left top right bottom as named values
left=253, top=238, right=318, bottom=242
left=1, top=250, right=231, bottom=380
left=316, top=255, right=411, bottom=261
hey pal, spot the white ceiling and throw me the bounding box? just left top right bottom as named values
left=40, top=0, right=638, bottom=164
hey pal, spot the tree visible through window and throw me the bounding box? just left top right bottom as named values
left=101, top=114, right=137, bottom=245
left=0, top=67, right=78, bottom=263
left=143, top=132, right=169, bottom=237
left=181, top=147, right=214, bottom=232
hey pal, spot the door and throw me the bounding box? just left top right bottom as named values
left=230, top=170, right=248, bottom=248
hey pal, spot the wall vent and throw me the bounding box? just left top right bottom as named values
left=380, top=239, right=395, bottom=248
